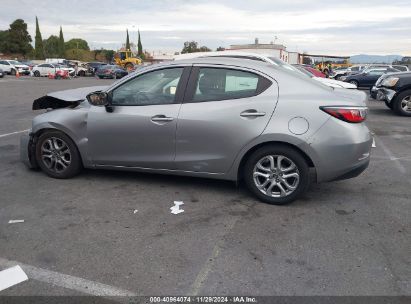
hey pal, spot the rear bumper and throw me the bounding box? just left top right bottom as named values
left=328, top=157, right=370, bottom=182
left=308, top=119, right=372, bottom=183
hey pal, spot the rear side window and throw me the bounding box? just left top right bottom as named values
left=191, top=68, right=271, bottom=103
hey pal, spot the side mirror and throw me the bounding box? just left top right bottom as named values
left=86, top=92, right=109, bottom=106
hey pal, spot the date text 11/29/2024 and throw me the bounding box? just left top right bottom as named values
left=149, top=296, right=257, bottom=303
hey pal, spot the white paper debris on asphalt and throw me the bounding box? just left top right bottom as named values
left=8, top=220, right=24, bottom=224
left=0, top=265, right=28, bottom=292
left=170, top=201, right=184, bottom=215
left=133, top=209, right=138, bottom=214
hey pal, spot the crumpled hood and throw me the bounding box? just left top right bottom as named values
left=33, top=86, right=108, bottom=110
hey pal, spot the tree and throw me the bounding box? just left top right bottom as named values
left=137, top=29, right=143, bottom=58
left=126, top=29, right=130, bottom=50
left=64, top=38, right=90, bottom=51
left=198, top=46, right=211, bottom=52
left=58, top=26, right=65, bottom=57
left=181, top=41, right=211, bottom=54
left=0, top=30, right=8, bottom=53
left=181, top=41, right=199, bottom=54
left=216, top=46, right=225, bottom=51
left=44, top=35, right=59, bottom=57
left=34, top=16, right=45, bottom=59
left=2, top=19, right=33, bottom=56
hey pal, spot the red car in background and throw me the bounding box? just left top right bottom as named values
left=300, top=65, right=326, bottom=78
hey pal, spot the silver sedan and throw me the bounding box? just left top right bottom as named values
left=21, top=57, right=372, bottom=204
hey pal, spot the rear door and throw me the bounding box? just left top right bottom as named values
left=175, top=65, right=277, bottom=174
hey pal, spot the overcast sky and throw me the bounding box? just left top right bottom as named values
left=1, top=0, right=410, bottom=56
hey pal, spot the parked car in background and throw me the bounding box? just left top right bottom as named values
left=365, top=64, right=409, bottom=72
left=32, top=63, right=74, bottom=77
left=67, top=60, right=89, bottom=76
left=87, top=62, right=108, bottom=75
left=332, top=65, right=367, bottom=80
left=95, top=65, right=128, bottom=79
left=0, top=60, right=30, bottom=75
left=341, top=67, right=400, bottom=87
left=370, top=71, right=411, bottom=116
left=0, top=68, right=4, bottom=78
left=20, top=60, right=36, bottom=70
left=21, top=57, right=372, bottom=205
left=298, top=65, right=326, bottom=78
left=293, top=64, right=357, bottom=89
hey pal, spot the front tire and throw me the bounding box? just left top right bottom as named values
left=10, top=69, right=16, bottom=76
left=35, top=131, right=82, bottom=179
left=393, top=90, right=411, bottom=116
left=385, top=100, right=393, bottom=110
left=244, top=145, right=310, bottom=205
left=349, top=80, right=359, bottom=87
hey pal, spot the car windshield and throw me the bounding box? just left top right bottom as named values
left=8, top=60, right=20, bottom=65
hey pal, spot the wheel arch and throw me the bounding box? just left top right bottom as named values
left=236, top=140, right=316, bottom=182
left=31, top=127, right=86, bottom=168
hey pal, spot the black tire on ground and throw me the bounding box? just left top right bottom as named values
left=10, top=69, right=16, bottom=75
left=393, top=90, right=411, bottom=117
left=385, top=100, right=393, bottom=110
left=35, top=131, right=82, bottom=179
left=244, top=145, right=310, bottom=205
left=349, top=80, right=359, bottom=87
left=334, top=75, right=341, bottom=80
left=34, top=70, right=40, bottom=77
left=78, top=70, right=86, bottom=77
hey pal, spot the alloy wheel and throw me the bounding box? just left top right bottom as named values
left=400, top=95, right=411, bottom=113
left=41, top=137, right=72, bottom=173
left=253, top=155, right=300, bottom=198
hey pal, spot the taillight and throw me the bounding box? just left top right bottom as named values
left=320, top=106, right=368, bottom=123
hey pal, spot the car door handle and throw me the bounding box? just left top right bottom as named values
left=151, top=115, right=174, bottom=122
left=240, top=110, right=266, bottom=117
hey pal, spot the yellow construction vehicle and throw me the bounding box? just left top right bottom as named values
left=114, top=50, right=142, bottom=71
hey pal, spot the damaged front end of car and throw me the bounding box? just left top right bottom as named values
left=21, top=86, right=109, bottom=169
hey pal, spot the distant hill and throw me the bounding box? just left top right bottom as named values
left=350, top=54, right=403, bottom=64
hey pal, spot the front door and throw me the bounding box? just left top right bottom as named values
left=175, top=66, right=278, bottom=174
left=87, top=66, right=190, bottom=169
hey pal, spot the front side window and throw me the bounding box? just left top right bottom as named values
left=111, top=68, right=184, bottom=106
left=192, top=68, right=268, bottom=102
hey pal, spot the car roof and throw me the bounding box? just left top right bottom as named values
left=154, top=57, right=277, bottom=74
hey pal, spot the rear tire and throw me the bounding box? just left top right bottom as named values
left=244, top=145, right=310, bottom=205
left=78, top=70, right=85, bottom=77
left=35, top=131, right=82, bottom=179
left=10, top=69, right=16, bottom=76
left=349, top=80, right=359, bottom=87
left=34, top=70, right=40, bottom=77
left=393, top=90, right=411, bottom=116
